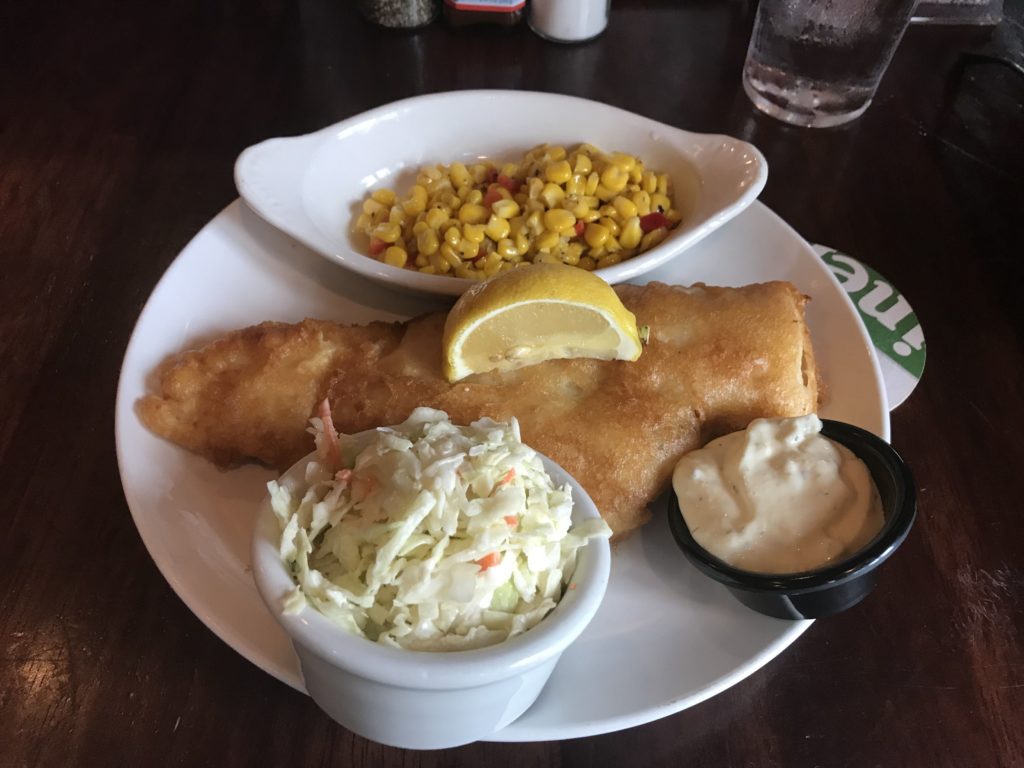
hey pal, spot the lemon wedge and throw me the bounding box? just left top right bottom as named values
left=442, top=263, right=643, bottom=382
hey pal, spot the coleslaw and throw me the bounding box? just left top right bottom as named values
left=269, top=406, right=611, bottom=651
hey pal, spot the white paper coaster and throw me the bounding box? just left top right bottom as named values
left=814, top=245, right=926, bottom=410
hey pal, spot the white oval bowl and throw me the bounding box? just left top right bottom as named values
left=235, top=90, right=767, bottom=296
left=251, top=437, right=612, bottom=749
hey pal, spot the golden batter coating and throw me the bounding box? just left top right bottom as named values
left=137, top=281, right=819, bottom=538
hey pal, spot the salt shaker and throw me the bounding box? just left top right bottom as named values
left=529, top=0, right=610, bottom=43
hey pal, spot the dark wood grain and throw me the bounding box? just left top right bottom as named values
left=2, top=0, right=1023, bottom=766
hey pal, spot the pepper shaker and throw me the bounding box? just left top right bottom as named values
left=358, top=0, right=439, bottom=29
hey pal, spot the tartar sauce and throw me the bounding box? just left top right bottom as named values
left=672, top=415, right=884, bottom=574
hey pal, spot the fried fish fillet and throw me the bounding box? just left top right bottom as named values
left=137, top=281, right=819, bottom=538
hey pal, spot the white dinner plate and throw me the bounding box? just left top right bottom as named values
left=235, top=90, right=767, bottom=296
left=115, top=199, right=888, bottom=742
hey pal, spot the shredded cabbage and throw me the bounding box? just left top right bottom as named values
left=269, top=407, right=611, bottom=651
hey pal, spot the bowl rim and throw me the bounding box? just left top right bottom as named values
left=666, top=419, right=916, bottom=593
left=234, top=88, right=768, bottom=297
left=251, top=433, right=611, bottom=691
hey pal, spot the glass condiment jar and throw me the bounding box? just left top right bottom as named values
left=359, top=0, right=440, bottom=29
left=443, top=0, right=524, bottom=27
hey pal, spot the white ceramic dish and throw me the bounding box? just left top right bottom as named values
left=252, top=444, right=610, bottom=750
left=115, top=199, right=888, bottom=742
left=234, top=90, right=767, bottom=297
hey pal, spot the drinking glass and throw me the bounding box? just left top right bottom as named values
left=742, top=0, right=919, bottom=128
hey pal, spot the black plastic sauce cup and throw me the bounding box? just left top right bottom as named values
left=667, top=419, right=916, bottom=620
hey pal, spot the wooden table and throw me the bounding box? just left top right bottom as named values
left=3, top=1, right=1022, bottom=765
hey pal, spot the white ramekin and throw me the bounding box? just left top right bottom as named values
left=251, top=445, right=611, bottom=749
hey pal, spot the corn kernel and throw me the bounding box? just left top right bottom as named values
left=532, top=252, right=559, bottom=265
left=439, top=242, right=459, bottom=262
left=463, top=223, right=486, bottom=243
left=629, top=165, right=643, bottom=184
left=415, top=253, right=429, bottom=267
left=610, top=152, right=636, bottom=172
left=547, top=145, right=567, bottom=162
left=450, top=161, right=471, bottom=189
left=373, top=222, right=402, bottom=243
left=573, top=154, right=592, bottom=175
left=441, top=247, right=462, bottom=269
left=470, top=164, right=490, bottom=184
left=492, top=199, right=520, bottom=219
left=535, top=229, right=560, bottom=252
left=585, top=172, right=600, bottom=196
left=486, top=215, right=511, bottom=242
left=543, top=209, right=576, bottom=233
left=598, top=216, right=620, bottom=237
left=641, top=228, right=669, bottom=251
left=564, top=242, right=584, bottom=266
left=458, top=238, right=480, bottom=259
left=497, top=238, right=518, bottom=258
left=631, top=190, right=652, bottom=215
left=579, top=256, right=597, bottom=271
left=600, top=164, right=629, bottom=194
left=527, top=177, right=544, bottom=200
left=566, top=174, right=586, bottom=197
left=500, top=163, right=518, bottom=178
left=514, top=231, right=530, bottom=255
left=597, top=254, right=622, bottom=269
left=388, top=207, right=406, bottom=226
left=444, top=226, right=461, bottom=247
left=412, top=220, right=429, bottom=236
left=657, top=173, right=669, bottom=196
left=540, top=183, right=565, bottom=208
left=642, top=171, right=658, bottom=194
left=581, top=208, right=601, bottom=223
left=427, top=251, right=450, bottom=274
left=419, top=265, right=437, bottom=275
left=525, top=210, right=543, bottom=235
left=425, top=207, right=448, bottom=229
left=465, top=189, right=483, bottom=205
left=458, top=203, right=488, bottom=224
left=612, top=196, right=638, bottom=219
left=545, top=160, right=573, bottom=185
left=584, top=222, right=610, bottom=249
left=569, top=198, right=591, bottom=219
left=362, top=198, right=386, bottom=216
left=371, top=188, right=396, bottom=206
left=651, top=193, right=672, bottom=213
left=620, top=216, right=642, bottom=249
left=594, top=184, right=615, bottom=203
left=383, top=246, right=407, bottom=268
left=355, top=213, right=371, bottom=231
left=417, top=228, right=439, bottom=256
